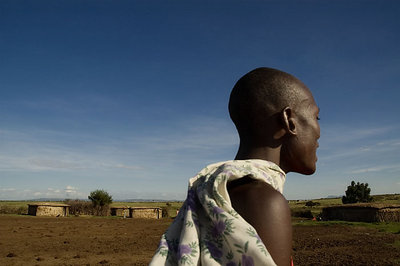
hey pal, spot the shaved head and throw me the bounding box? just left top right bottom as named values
left=229, top=67, right=320, bottom=174
left=229, top=67, right=309, bottom=140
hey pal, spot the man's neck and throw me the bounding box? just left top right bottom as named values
left=234, top=145, right=281, bottom=167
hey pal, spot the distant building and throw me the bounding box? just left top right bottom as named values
left=322, top=204, right=400, bottom=222
left=28, top=203, right=70, bottom=217
left=130, top=207, right=161, bottom=219
left=110, top=206, right=130, bottom=217
left=109, top=206, right=162, bottom=219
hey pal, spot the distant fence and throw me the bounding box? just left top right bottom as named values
left=110, top=207, right=161, bottom=219
left=322, top=204, right=400, bottom=222
left=28, top=203, right=70, bottom=217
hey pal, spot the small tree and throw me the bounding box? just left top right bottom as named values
left=342, top=181, right=372, bottom=204
left=88, top=189, right=113, bottom=206
left=88, top=189, right=113, bottom=216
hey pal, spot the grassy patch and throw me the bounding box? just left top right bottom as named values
left=292, top=219, right=400, bottom=234
left=392, top=240, right=400, bottom=248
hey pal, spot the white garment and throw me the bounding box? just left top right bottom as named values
left=150, top=160, right=286, bottom=266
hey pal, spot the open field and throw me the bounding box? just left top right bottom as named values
left=1, top=193, right=398, bottom=217
left=1, top=195, right=399, bottom=265
left=0, top=215, right=399, bottom=265
left=0, top=201, right=183, bottom=217
left=289, top=193, right=400, bottom=217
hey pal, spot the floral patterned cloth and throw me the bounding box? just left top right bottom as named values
left=150, top=159, right=286, bottom=266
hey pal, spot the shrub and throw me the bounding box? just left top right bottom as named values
left=291, top=209, right=314, bottom=218
left=305, top=201, right=320, bottom=207
left=162, top=202, right=172, bottom=218
left=88, top=189, right=113, bottom=207
left=342, top=181, right=372, bottom=204
left=0, top=205, right=27, bottom=215
left=64, top=199, right=94, bottom=216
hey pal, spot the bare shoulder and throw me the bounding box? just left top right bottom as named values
left=228, top=176, right=292, bottom=266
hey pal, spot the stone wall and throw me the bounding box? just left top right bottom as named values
left=130, top=207, right=161, bottom=219
left=377, top=208, right=400, bottom=222
left=28, top=204, right=69, bottom=217
left=110, top=207, right=130, bottom=217
left=322, top=204, right=400, bottom=222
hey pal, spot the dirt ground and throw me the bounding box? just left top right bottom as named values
left=0, top=215, right=399, bottom=266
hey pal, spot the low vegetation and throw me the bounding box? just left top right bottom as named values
left=342, top=181, right=372, bottom=204
left=64, top=199, right=98, bottom=216
left=292, top=220, right=400, bottom=234
left=289, top=193, right=400, bottom=219
left=1, top=193, right=399, bottom=221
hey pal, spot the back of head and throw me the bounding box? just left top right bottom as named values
left=229, top=67, right=302, bottom=140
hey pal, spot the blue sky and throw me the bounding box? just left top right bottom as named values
left=1, top=0, right=399, bottom=200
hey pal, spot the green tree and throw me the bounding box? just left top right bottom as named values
left=342, top=181, right=372, bottom=204
left=88, top=189, right=113, bottom=207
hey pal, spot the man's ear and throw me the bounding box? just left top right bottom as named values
left=274, top=107, right=297, bottom=139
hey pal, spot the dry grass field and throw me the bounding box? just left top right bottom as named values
left=0, top=215, right=399, bottom=265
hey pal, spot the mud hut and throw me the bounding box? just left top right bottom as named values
left=322, top=204, right=400, bottom=222
left=130, top=207, right=161, bottom=219
left=110, top=206, right=130, bottom=217
left=28, top=203, right=70, bottom=217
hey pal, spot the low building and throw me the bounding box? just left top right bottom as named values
left=130, top=207, right=161, bottom=219
left=322, top=204, right=400, bottom=222
left=28, top=203, right=70, bottom=217
left=110, top=206, right=130, bottom=217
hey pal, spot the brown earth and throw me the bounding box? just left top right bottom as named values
left=0, top=215, right=399, bottom=266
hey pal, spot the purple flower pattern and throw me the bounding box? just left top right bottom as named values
left=212, top=220, right=226, bottom=238
left=242, top=254, right=255, bottom=266
left=178, top=244, right=192, bottom=259
left=213, top=206, right=224, bottom=214
left=150, top=160, right=285, bottom=265
left=206, top=241, right=223, bottom=259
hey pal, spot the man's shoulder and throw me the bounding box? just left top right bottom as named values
left=228, top=177, right=289, bottom=217
left=229, top=176, right=286, bottom=201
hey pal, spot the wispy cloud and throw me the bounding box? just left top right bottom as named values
left=111, top=164, right=143, bottom=170
left=0, top=186, right=86, bottom=200
left=29, top=159, right=83, bottom=170
left=0, top=188, right=16, bottom=192
left=321, top=125, right=395, bottom=145
left=349, top=164, right=400, bottom=174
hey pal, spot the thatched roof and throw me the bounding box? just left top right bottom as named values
left=28, top=203, right=70, bottom=207
left=130, top=207, right=161, bottom=210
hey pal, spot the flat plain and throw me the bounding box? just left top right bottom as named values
left=0, top=215, right=399, bottom=266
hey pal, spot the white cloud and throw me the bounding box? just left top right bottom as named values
left=321, top=125, right=396, bottom=145
left=0, top=188, right=16, bottom=192
left=65, top=185, right=77, bottom=194
left=29, top=159, right=83, bottom=170
left=349, top=165, right=400, bottom=174
left=112, top=164, right=143, bottom=170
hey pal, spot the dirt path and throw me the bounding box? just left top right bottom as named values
left=293, top=224, right=400, bottom=265
left=0, top=215, right=399, bottom=265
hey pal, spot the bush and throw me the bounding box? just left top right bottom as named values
left=88, top=189, right=113, bottom=207
left=64, top=199, right=94, bottom=216
left=342, top=181, right=372, bottom=204
left=87, top=190, right=112, bottom=216
left=161, top=202, right=172, bottom=218
left=0, top=205, right=27, bottom=215
left=291, top=209, right=314, bottom=218
left=65, top=199, right=110, bottom=216
left=305, top=201, right=320, bottom=207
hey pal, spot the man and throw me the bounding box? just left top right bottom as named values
left=150, top=67, right=320, bottom=265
